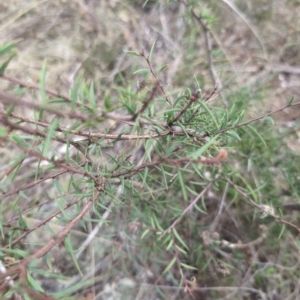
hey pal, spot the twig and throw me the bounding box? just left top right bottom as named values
left=209, top=181, right=229, bottom=231
left=221, top=0, right=267, bottom=58
left=110, top=151, right=226, bottom=179
left=0, top=91, right=86, bottom=121
left=158, top=181, right=214, bottom=240
left=0, top=127, right=99, bottom=182
left=7, top=197, right=83, bottom=247
left=132, top=82, right=159, bottom=119
left=226, top=177, right=300, bottom=233
left=168, top=90, right=200, bottom=125
left=140, top=50, right=172, bottom=106
left=0, top=169, right=69, bottom=201
left=0, top=189, right=102, bottom=279
left=181, top=0, right=216, bottom=86
left=0, top=113, right=86, bottom=154
left=215, top=100, right=300, bottom=135
left=0, top=157, right=25, bottom=181
left=272, top=65, right=300, bottom=75
left=186, top=87, right=218, bottom=123
left=75, top=201, right=114, bottom=260
left=0, top=98, right=208, bottom=142
left=0, top=74, right=73, bottom=105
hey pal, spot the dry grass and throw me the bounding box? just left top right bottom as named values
left=0, top=0, right=300, bottom=299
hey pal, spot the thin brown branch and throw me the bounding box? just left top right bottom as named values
left=132, top=82, right=159, bottom=120
left=0, top=104, right=206, bottom=142
left=7, top=196, right=83, bottom=247
left=187, top=87, right=218, bottom=123
left=0, top=108, right=171, bottom=141
left=0, top=113, right=85, bottom=153
left=0, top=74, right=74, bottom=106
left=0, top=157, right=25, bottom=181
left=0, top=189, right=102, bottom=281
left=110, top=150, right=227, bottom=179
left=158, top=181, right=214, bottom=240
left=0, top=169, right=69, bottom=201
left=0, top=76, right=169, bottom=130
left=0, top=190, right=101, bottom=300
left=0, top=90, right=86, bottom=121
left=226, top=177, right=300, bottom=233
left=215, top=100, right=300, bottom=135
left=168, top=90, right=200, bottom=125
left=140, top=50, right=172, bottom=106
left=24, top=189, right=101, bottom=263
left=181, top=0, right=216, bottom=86
left=0, top=130, right=99, bottom=183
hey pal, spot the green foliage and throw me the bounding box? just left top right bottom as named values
left=0, top=1, right=299, bottom=299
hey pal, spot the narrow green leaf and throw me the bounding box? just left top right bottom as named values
left=0, top=43, right=16, bottom=57
left=141, top=228, right=150, bottom=239
left=157, top=64, right=168, bottom=74
left=0, top=51, right=17, bottom=75
left=190, top=134, right=219, bottom=159
left=263, top=116, right=274, bottom=126
left=175, top=244, right=188, bottom=255
left=161, top=234, right=172, bottom=246
left=178, top=170, right=187, bottom=201
left=173, top=228, right=188, bottom=249
left=88, top=81, right=96, bottom=110
left=288, top=95, right=295, bottom=106
left=27, top=272, right=44, bottom=292
left=121, top=176, right=125, bottom=192
left=233, top=110, right=245, bottom=125
left=11, top=195, right=21, bottom=213
left=277, top=224, right=285, bottom=239
left=45, top=253, right=53, bottom=271
left=166, top=238, right=174, bottom=251
left=127, top=50, right=140, bottom=56
left=52, top=179, right=68, bottom=218
left=150, top=216, right=155, bottom=229
left=247, top=125, right=266, bottom=147
left=65, top=134, right=70, bottom=161
left=10, top=134, right=29, bottom=147
left=52, top=277, right=96, bottom=298
left=148, top=40, right=157, bottom=62
left=0, top=127, right=7, bottom=137
left=194, top=203, right=207, bottom=214
left=142, top=167, right=148, bottom=186
left=153, top=214, right=164, bottom=231
left=133, top=68, right=150, bottom=75
left=237, top=174, right=259, bottom=203
left=104, top=93, right=111, bottom=111
left=19, top=191, right=31, bottom=201
left=174, top=95, right=186, bottom=106
left=180, top=262, right=198, bottom=270
left=70, top=73, right=83, bottom=109
left=220, top=110, right=228, bottom=129
left=198, top=100, right=219, bottom=129
left=39, top=60, right=47, bottom=103
left=17, top=208, right=28, bottom=229
left=158, top=165, right=168, bottom=190
left=0, top=204, right=3, bottom=238
left=64, top=234, right=83, bottom=276
left=6, top=104, right=15, bottom=116
left=0, top=248, right=28, bottom=258
left=142, top=0, right=150, bottom=8
left=163, top=256, right=177, bottom=274
left=224, top=130, right=241, bottom=141
left=42, top=118, right=59, bottom=157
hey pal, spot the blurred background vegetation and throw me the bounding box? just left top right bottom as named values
left=0, top=0, right=300, bottom=299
